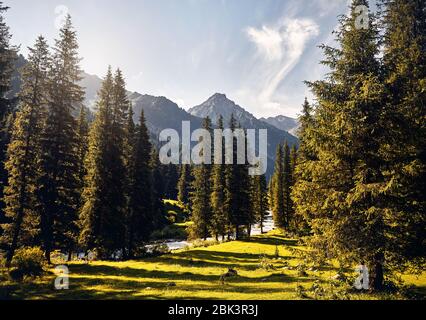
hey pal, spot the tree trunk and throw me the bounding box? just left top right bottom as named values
left=45, top=249, right=51, bottom=265
left=5, top=210, right=24, bottom=268
left=369, top=254, right=384, bottom=291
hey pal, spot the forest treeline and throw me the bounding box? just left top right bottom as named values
left=0, top=5, right=270, bottom=264
left=0, top=0, right=425, bottom=292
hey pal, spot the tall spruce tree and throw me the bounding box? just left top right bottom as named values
left=251, top=173, right=269, bottom=234
left=189, top=117, right=213, bottom=240
left=223, top=115, right=250, bottom=239
left=380, top=0, right=426, bottom=273
left=126, top=109, right=152, bottom=258
left=37, top=15, right=84, bottom=262
left=210, top=115, right=228, bottom=240
left=79, top=68, right=125, bottom=258
left=76, top=106, right=89, bottom=185
left=1, top=36, right=49, bottom=265
left=177, top=164, right=192, bottom=205
left=271, top=144, right=284, bottom=228
left=150, top=148, right=167, bottom=231
left=282, top=141, right=292, bottom=228
left=164, top=164, right=179, bottom=200
left=295, top=0, right=388, bottom=289
left=288, top=145, right=299, bottom=231
left=0, top=2, right=17, bottom=232
left=292, top=99, right=316, bottom=234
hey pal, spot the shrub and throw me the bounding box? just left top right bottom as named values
left=10, top=247, right=46, bottom=280
left=148, top=243, right=170, bottom=257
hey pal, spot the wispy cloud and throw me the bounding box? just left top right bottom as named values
left=241, top=17, right=319, bottom=116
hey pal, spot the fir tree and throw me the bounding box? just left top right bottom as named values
left=0, top=2, right=17, bottom=232
left=271, top=144, right=284, bottom=228
left=379, top=0, right=426, bottom=278
left=126, top=109, right=152, bottom=258
left=282, top=141, right=291, bottom=228
left=295, top=0, right=387, bottom=289
left=292, top=99, right=315, bottom=234
left=210, top=115, right=228, bottom=240
left=150, top=148, right=167, bottom=231
left=223, top=115, right=250, bottom=240
left=177, top=164, right=192, bottom=205
left=189, top=117, right=213, bottom=240
left=79, top=68, right=125, bottom=258
left=37, top=15, right=84, bottom=262
left=1, top=36, right=49, bottom=265
left=164, top=164, right=179, bottom=200
left=251, top=173, right=269, bottom=234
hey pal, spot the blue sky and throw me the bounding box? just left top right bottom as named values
left=4, top=0, right=350, bottom=118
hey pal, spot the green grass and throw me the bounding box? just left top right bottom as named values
left=1, top=231, right=425, bottom=300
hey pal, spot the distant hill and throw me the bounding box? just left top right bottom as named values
left=260, top=115, right=300, bottom=137
left=10, top=61, right=298, bottom=177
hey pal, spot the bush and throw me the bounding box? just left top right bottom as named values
left=150, top=244, right=171, bottom=256
left=10, top=247, right=46, bottom=280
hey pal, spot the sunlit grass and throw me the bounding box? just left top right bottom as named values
left=1, top=230, right=425, bottom=300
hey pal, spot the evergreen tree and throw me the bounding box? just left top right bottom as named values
left=294, top=0, right=388, bottom=289
left=126, top=109, right=152, bottom=258
left=37, top=15, right=84, bottom=262
left=1, top=36, right=49, bottom=265
left=210, top=115, right=228, bottom=240
left=164, top=164, right=179, bottom=199
left=289, top=145, right=299, bottom=230
left=0, top=2, right=17, bottom=231
left=380, top=0, right=426, bottom=275
left=79, top=68, right=125, bottom=258
left=292, top=99, right=316, bottom=234
left=223, top=115, right=250, bottom=239
left=251, top=173, right=268, bottom=234
left=150, top=148, right=167, bottom=231
left=76, top=106, right=89, bottom=203
left=282, top=141, right=291, bottom=228
left=177, top=164, right=192, bottom=205
left=271, top=144, right=284, bottom=228
left=189, top=117, right=213, bottom=240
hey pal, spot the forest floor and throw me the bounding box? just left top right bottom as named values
left=1, top=230, right=425, bottom=300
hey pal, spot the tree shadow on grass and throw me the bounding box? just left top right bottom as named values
left=244, top=235, right=299, bottom=247
left=168, top=250, right=294, bottom=269
left=0, top=264, right=312, bottom=300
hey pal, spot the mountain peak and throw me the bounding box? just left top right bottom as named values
left=209, top=93, right=228, bottom=100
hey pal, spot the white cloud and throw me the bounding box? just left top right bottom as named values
left=242, top=17, right=319, bottom=117
left=246, top=26, right=283, bottom=61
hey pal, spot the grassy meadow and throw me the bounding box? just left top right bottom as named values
left=1, top=230, right=425, bottom=300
